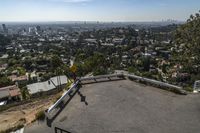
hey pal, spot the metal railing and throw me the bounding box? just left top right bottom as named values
left=46, top=73, right=186, bottom=114
left=47, top=80, right=80, bottom=113
left=47, top=74, right=124, bottom=114
left=124, top=74, right=186, bottom=94
left=80, top=73, right=124, bottom=81
left=193, top=80, right=200, bottom=93
left=55, top=127, right=71, bottom=133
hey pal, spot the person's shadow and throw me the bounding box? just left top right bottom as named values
left=77, top=90, right=88, bottom=106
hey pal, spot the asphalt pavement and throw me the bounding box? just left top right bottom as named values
left=25, top=80, right=200, bottom=133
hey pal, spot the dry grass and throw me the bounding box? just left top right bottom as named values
left=0, top=92, right=62, bottom=132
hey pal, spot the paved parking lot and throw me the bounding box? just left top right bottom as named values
left=25, top=80, right=200, bottom=133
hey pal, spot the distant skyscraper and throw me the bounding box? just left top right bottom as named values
left=36, top=25, right=41, bottom=32
left=2, top=24, right=8, bottom=34
left=28, top=27, right=32, bottom=33
left=2, top=24, right=6, bottom=30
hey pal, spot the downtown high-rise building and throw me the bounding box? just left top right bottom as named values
left=2, top=24, right=8, bottom=34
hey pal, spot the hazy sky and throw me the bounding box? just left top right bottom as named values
left=0, top=0, right=199, bottom=22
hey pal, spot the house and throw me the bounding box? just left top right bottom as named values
left=0, top=89, right=9, bottom=102
left=85, top=38, right=97, bottom=44
left=0, top=85, right=21, bottom=105
left=27, top=75, right=68, bottom=96
left=37, top=64, right=48, bottom=71
left=158, top=50, right=171, bottom=59
left=8, top=75, right=28, bottom=82
left=176, top=73, right=191, bottom=82
left=26, top=71, right=37, bottom=80
left=101, top=43, right=114, bottom=46
left=0, top=63, right=8, bottom=71
left=0, top=54, right=9, bottom=59
left=112, top=38, right=123, bottom=45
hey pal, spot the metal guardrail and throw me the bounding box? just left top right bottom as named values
left=80, top=73, right=124, bottom=81
left=47, top=80, right=80, bottom=113
left=193, top=80, right=200, bottom=93
left=55, top=127, right=71, bottom=133
left=125, top=74, right=180, bottom=88
left=47, top=74, right=124, bottom=114
left=125, top=74, right=186, bottom=95
left=47, top=73, right=186, bottom=114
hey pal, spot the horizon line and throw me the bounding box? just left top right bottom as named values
left=0, top=20, right=185, bottom=23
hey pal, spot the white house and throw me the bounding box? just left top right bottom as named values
left=27, top=75, right=68, bottom=95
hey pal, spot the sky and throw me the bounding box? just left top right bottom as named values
left=0, top=0, right=200, bottom=22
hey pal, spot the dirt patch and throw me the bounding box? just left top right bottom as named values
left=0, top=93, right=62, bottom=132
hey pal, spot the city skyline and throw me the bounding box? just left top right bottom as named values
left=0, top=0, right=200, bottom=22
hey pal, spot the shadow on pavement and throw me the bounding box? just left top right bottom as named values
left=78, top=90, right=88, bottom=106
left=46, top=87, right=81, bottom=127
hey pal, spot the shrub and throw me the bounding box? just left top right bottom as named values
left=35, top=110, right=45, bottom=121
left=128, top=66, right=137, bottom=73
left=184, top=86, right=193, bottom=92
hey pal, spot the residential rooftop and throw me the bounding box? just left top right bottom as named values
left=27, top=75, right=68, bottom=95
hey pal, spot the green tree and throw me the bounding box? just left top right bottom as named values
left=173, top=11, right=200, bottom=74
left=51, top=55, right=63, bottom=70
left=0, top=76, right=13, bottom=87
left=93, top=66, right=107, bottom=76
left=21, top=86, right=30, bottom=100
left=75, top=52, right=109, bottom=76
left=141, top=57, right=150, bottom=71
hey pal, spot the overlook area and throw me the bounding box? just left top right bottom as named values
left=25, top=80, right=200, bottom=133
left=0, top=1, right=200, bottom=132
